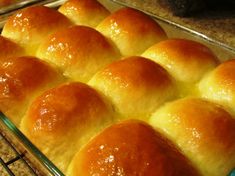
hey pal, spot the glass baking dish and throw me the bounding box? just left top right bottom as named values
left=0, top=112, right=64, bottom=176
left=0, top=0, right=234, bottom=175
left=0, top=0, right=66, bottom=14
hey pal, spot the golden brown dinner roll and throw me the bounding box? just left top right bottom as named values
left=199, top=59, right=235, bottom=115
left=142, top=39, right=219, bottom=84
left=0, top=35, right=24, bottom=60
left=1, top=6, right=72, bottom=55
left=67, top=120, right=200, bottom=176
left=96, top=7, right=167, bottom=56
left=58, top=0, right=110, bottom=27
left=0, top=56, right=64, bottom=125
left=89, top=56, right=176, bottom=120
left=20, top=82, right=114, bottom=172
left=37, top=25, right=120, bottom=82
left=149, top=98, right=235, bottom=176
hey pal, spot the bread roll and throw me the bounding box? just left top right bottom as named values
left=67, top=120, right=200, bottom=176
left=1, top=6, right=72, bottom=55
left=89, top=56, right=176, bottom=120
left=149, top=98, right=235, bottom=176
left=1, top=1, right=234, bottom=175
left=0, top=56, right=64, bottom=125
left=199, top=59, right=235, bottom=115
left=96, top=7, right=167, bottom=56
left=20, top=82, right=114, bottom=172
left=142, top=39, right=219, bottom=84
left=0, top=35, right=24, bottom=60
left=37, top=25, right=120, bottom=82
left=58, top=0, right=110, bottom=27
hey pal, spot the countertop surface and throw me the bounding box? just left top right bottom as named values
left=0, top=131, right=37, bottom=176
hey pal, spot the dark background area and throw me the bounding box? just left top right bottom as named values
left=166, top=0, right=235, bottom=17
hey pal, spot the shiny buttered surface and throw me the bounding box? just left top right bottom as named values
left=20, top=82, right=114, bottom=172
left=199, top=59, right=235, bottom=115
left=149, top=98, right=235, bottom=176
left=96, top=7, right=167, bottom=56
left=0, top=56, right=64, bottom=125
left=0, top=0, right=235, bottom=175
left=89, top=56, right=176, bottom=120
left=58, top=0, right=110, bottom=27
left=142, top=38, right=219, bottom=83
left=1, top=6, right=72, bottom=55
left=37, top=25, right=120, bottom=82
left=67, top=120, right=200, bottom=176
left=0, top=36, right=24, bottom=60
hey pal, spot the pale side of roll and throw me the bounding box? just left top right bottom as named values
left=0, top=56, right=65, bottom=126
left=37, top=25, right=121, bottom=82
left=198, top=59, right=235, bottom=115
left=58, top=0, right=110, bottom=27
left=1, top=6, right=72, bottom=55
left=89, top=56, right=176, bottom=120
left=20, top=82, right=114, bottom=172
left=142, top=39, right=219, bottom=96
left=149, top=98, right=235, bottom=176
left=96, top=7, right=167, bottom=56
left=67, top=120, right=201, bottom=176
